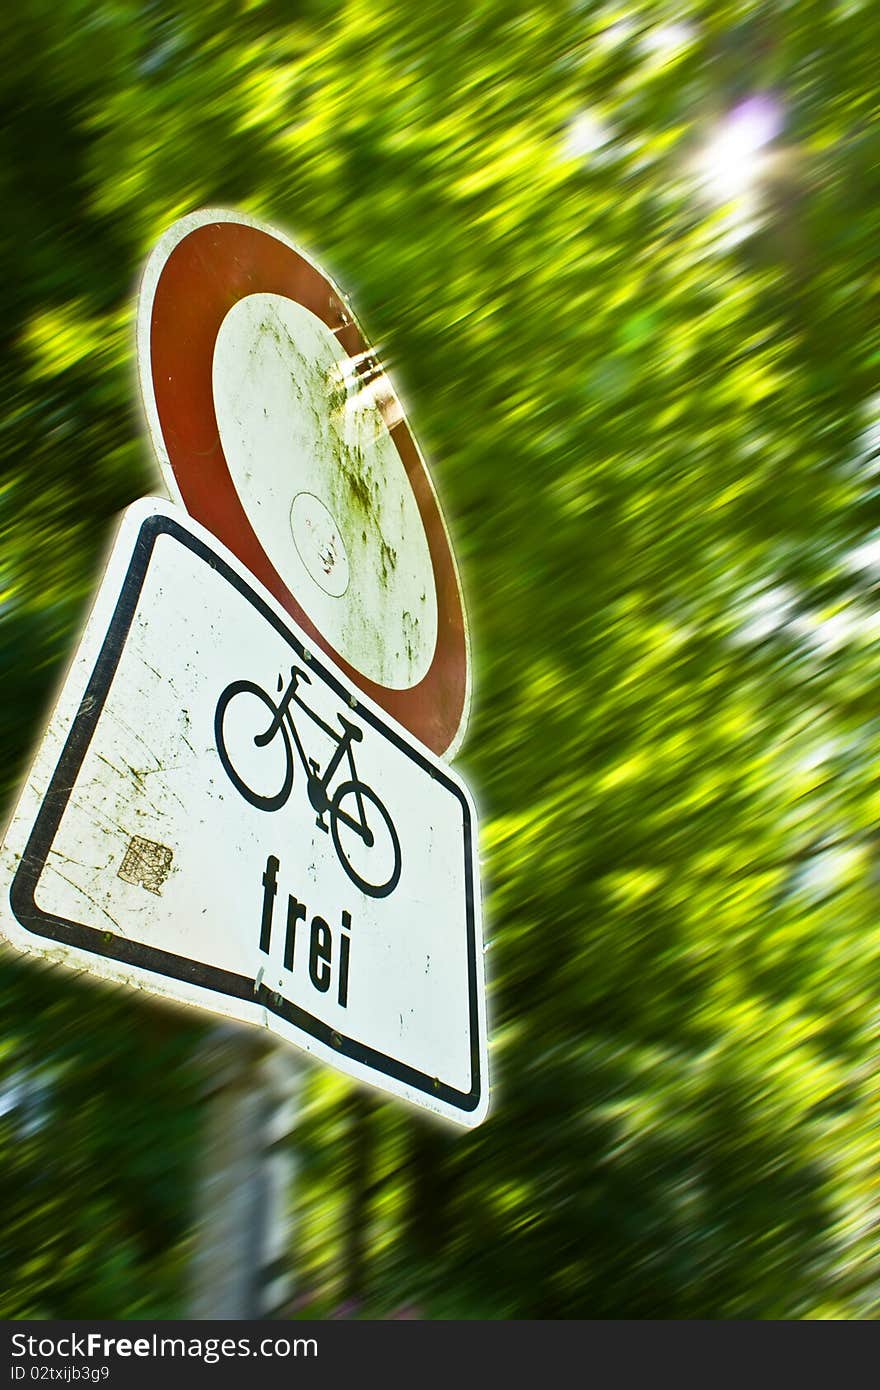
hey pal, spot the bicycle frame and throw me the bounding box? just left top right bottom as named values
left=215, top=663, right=400, bottom=895
left=261, top=668, right=370, bottom=838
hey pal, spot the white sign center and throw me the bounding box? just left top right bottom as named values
left=212, top=293, right=439, bottom=690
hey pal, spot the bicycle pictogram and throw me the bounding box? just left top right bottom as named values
left=214, top=665, right=401, bottom=898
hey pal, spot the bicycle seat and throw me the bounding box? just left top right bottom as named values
left=336, top=715, right=363, bottom=741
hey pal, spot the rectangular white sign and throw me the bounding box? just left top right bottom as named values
left=1, top=499, right=488, bottom=1125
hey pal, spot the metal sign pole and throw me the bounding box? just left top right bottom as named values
left=188, top=1026, right=301, bottom=1319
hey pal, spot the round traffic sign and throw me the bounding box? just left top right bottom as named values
left=137, top=210, right=469, bottom=758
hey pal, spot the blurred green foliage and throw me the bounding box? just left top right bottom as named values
left=2, top=0, right=880, bottom=1318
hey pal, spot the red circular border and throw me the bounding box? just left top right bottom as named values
left=147, top=220, right=467, bottom=756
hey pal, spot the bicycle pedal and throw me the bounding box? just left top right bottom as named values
left=309, top=758, right=321, bottom=775
left=315, top=817, right=329, bottom=834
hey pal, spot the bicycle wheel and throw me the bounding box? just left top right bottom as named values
left=214, top=680, right=294, bottom=812
left=330, top=780, right=402, bottom=898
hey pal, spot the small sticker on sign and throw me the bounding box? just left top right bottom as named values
left=117, top=836, right=173, bottom=895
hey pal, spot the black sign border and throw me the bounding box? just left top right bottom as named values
left=9, top=511, right=482, bottom=1115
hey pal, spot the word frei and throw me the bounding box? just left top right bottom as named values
left=258, top=854, right=353, bottom=1007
